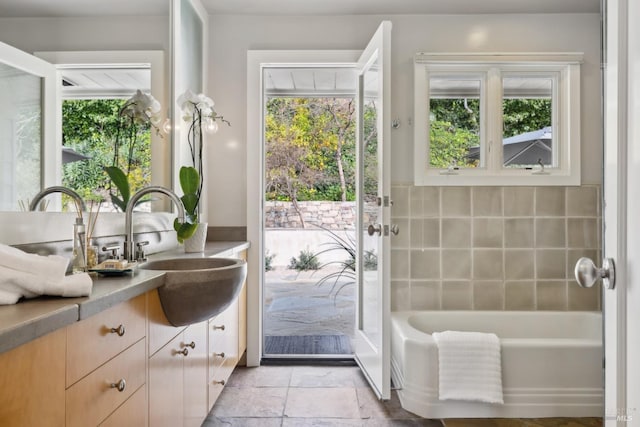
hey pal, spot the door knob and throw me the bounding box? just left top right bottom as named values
left=574, top=257, right=615, bottom=290
left=390, top=224, right=399, bottom=235
left=368, top=224, right=382, bottom=236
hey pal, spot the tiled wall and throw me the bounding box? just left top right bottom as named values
left=390, top=185, right=601, bottom=311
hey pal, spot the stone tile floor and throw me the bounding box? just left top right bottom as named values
left=203, top=365, right=602, bottom=427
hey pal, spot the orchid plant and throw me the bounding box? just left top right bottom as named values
left=105, top=90, right=163, bottom=211
left=173, top=89, right=229, bottom=242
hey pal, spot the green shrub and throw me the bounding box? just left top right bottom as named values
left=288, top=249, right=320, bottom=271
left=265, top=250, right=276, bottom=272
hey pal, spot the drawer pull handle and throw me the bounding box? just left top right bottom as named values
left=177, top=347, right=189, bottom=356
left=212, top=325, right=225, bottom=331
left=110, top=379, right=126, bottom=392
left=110, top=325, right=126, bottom=337
left=184, top=341, right=196, bottom=349
left=212, top=379, right=225, bottom=385
left=212, top=352, right=225, bottom=358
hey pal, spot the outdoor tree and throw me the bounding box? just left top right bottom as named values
left=62, top=99, right=151, bottom=205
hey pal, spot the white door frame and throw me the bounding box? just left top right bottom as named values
left=603, top=0, right=639, bottom=424
left=246, top=50, right=360, bottom=366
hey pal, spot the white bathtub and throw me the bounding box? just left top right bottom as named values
left=390, top=311, right=603, bottom=418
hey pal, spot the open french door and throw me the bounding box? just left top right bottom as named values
left=601, top=0, right=639, bottom=424
left=353, top=21, right=392, bottom=400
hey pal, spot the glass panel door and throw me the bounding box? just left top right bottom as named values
left=353, top=21, right=392, bottom=400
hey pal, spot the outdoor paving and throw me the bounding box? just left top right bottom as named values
left=264, top=268, right=356, bottom=339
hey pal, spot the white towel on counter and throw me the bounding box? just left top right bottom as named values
left=0, top=243, right=68, bottom=278
left=0, top=244, right=92, bottom=305
left=432, top=330, right=504, bottom=404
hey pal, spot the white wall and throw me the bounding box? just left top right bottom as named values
left=208, top=13, right=601, bottom=226
left=0, top=16, right=169, bottom=53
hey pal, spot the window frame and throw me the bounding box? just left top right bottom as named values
left=414, top=53, right=582, bottom=186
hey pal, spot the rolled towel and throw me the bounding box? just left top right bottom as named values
left=0, top=265, right=92, bottom=305
left=0, top=243, right=68, bottom=279
left=432, top=330, right=504, bottom=404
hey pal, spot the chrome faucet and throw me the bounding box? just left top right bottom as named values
left=29, top=186, right=87, bottom=212
left=124, top=186, right=185, bottom=262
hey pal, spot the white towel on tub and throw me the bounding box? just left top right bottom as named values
left=432, top=330, right=504, bottom=404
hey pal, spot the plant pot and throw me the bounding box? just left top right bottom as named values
left=183, top=222, right=208, bottom=253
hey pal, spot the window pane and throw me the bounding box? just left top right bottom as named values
left=502, top=76, right=553, bottom=168
left=428, top=77, right=481, bottom=169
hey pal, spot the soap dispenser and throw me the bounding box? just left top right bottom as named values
left=72, top=217, right=87, bottom=273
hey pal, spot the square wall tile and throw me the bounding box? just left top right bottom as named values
left=504, top=187, right=534, bottom=216
left=391, top=281, right=410, bottom=311
left=505, top=281, right=535, bottom=310
left=536, top=280, right=568, bottom=310
left=473, top=281, right=504, bottom=310
left=410, top=249, right=440, bottom=280
left=442, top=249, right=471, bottom=279
left=409, top=219, right=423, bottom=248
left=422, top=218, right=440, bottom=248
left=409, top=186, right=424, bottom=217
left=504, top=218, right=534, bottom=248
left=567, top=218, right=599, bottom=249
left=442, top=218, right=471, bottom=248
left=568, top=282, right=600, bottom=310
left=504, top=249, right=535, bottom=280
left=473, top=218, right=503, bottom=248
left=411, top=281, right=441, bottom=310
left=473, top=249, right=504, bottom=280
left=423, top=186, right=441, bottom=217
left=442, top=187, right=471, bottom=216
left=535, top=187, right=565, bottom=216
left=473, top=187, right=503, bottom=216
left=536, top=249, right=567, bottom=279
left=391, top=186, right=409, bottom=217
left=535, top=218, right=566, bottom=248
left=442, top=281, right=473, bottom=309
left=391, top=249, right=409, bottom=279
left=566, top=186, right=599, bottom=217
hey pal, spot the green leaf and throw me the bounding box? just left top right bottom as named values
left=174, top=218, right=198, bottom=244
left=110, top=194, right=126, bottom=212
left=104, top=166, right=130, bottom=207
left=181, top=193, right=199, bottom=218
left=179, top=166, right=200, bottom=195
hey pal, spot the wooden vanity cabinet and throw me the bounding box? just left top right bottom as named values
left=0, top=328, right=66, bottom=427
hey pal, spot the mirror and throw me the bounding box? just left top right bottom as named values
left=0, top=41, right=56, bottom=212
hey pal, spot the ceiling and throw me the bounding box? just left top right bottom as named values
left=265, top=68, right=357, bottom=97
left=60, top=67, right=151, bottom=99
left=0, top=0, right=599, bottom=18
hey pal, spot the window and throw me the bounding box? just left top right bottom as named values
left=414, top=53, right=582, bottom=186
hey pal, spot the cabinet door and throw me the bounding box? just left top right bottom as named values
left=148, top=289, right=186, bottom=357
left=149, top=333, right=185, bottom=427
left=183, top=321, right=208, bottom=427
left=0, top=328, right=65, bottom=427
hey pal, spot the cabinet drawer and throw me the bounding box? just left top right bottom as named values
left=99, top=384, right=147, bottom=427
left=67, top=294, right=146, bottom=386
left=66, top=339, right=146, bottom=427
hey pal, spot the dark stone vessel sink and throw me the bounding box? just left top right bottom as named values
left=141, top=257, right=247, bottom=327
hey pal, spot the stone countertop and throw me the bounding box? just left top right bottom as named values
left=0, top=241, right=249, bottom=354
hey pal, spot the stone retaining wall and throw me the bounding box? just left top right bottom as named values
left=265, top=201, right=355, bottom=229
